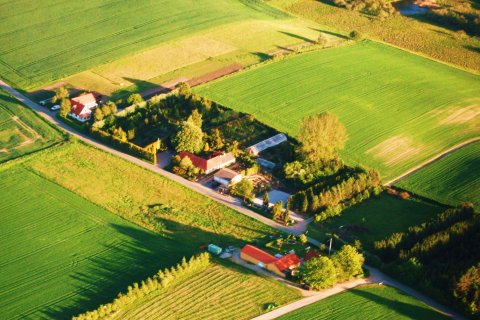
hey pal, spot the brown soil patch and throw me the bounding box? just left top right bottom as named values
left=439, top=104, right=480, bottom=125
left=187, top=63, right=242, bottom=87
left=140, top=77, right=189, bottom=98
left=367, top=135, right=423, bottom=166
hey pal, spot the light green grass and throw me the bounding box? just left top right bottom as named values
left=310, top=194, right=444, bottom=249
left=197, top=41, right=480, bottom=180
left=396, top=142, right=480, bottom=208
left=0, top=0, right=287, bottom=90
left=112, top=262, right=300, bottom=320
left=0, top=90, right=63, bottom=162
left=277, top=284, right=450, bottom=320
left=0, top=166, right=190, bottom=319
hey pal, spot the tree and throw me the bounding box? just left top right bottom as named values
left=51, top=86, right=69, bottom=104
left=281, top=207, right=291, bottom=224
left=187, top=109, right=203, bottom=128
left=317, top=33, right=328, bottom=46
left=263, top=192, right=270, bottom=210
left=231, top=178, right=254, bottom=201
left=331, top=245, right=364, bottom=281
left=59, top=99, right=71, bottom=117
left=176, top=82, right=191, bottom=96
left=299, top=234, right=308, bottom=245
left=209, top=128, right=224, bottom=151
left=272, top=201, right=283, bottom=220
left=93, top=108, right=104, bottom=122
left=173, top=121, right=204, bottom=153
left=127, top=93, right=144, bottom=105
left=300, top=256, right=337, bottom=289
left=297, top=112, right=347, bottom=162
left=350, top=30, right=363, bottom=41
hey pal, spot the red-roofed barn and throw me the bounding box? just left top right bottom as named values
left=178, top=152, right=235, bottom=174
left=240, top=245, right=301, bottom=278
left=69, top=93, right=98, bottom=122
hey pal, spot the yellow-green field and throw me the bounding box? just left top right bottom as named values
left=110, top=262, right=300, bottom=320
left=197, top=41, right=480, bottom=180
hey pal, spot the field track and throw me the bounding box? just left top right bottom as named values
left=0, top=78, right=465, bottom=320
left=385, top=137, right=480, bottom=186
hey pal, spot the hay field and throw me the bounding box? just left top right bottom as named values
left=396, top=142, right=480, bottom=207
left=197, top=41, right=480, bottom=180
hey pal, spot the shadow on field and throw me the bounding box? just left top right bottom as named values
left=348, top=287, right=448, bottom=319
left=37, top=213, right=258, bottom=319
left=278, top=31, right=316, bottom=43
left=0, top=92, right=23, bottom=105
left=464, top=45, right=480, bottom=54
left=250, top=51, right=273, bottom=62
left=309, top=27, right=350, bottom=40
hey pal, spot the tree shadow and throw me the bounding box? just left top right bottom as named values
left=250, top=51, right=273, bottom=62
left=0, top=92, right=23, bottom=105
left=348, top=286, right=450, bottom=319
left=464, top=44, right=480, bottom=53
left=308, top=27, right=349, bottom=40
left=278, top=31, right=316, bottom=43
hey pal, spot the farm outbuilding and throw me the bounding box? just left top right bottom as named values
left=240, top=244, right=301, bottom=278
left=246, top=133, right=287, bottom=156
left=213, top=168, right=242, bottom=186
left=179, top=152, right=235, bottom=174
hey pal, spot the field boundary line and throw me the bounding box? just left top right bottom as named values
left=385, top=137, right=480, bottom=186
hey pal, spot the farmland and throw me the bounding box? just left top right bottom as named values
left=309, top=194, right=444, bottom=249
left=395, top=142, right=480, bottom=207
left=0, top=166, right=190, bottom=319
left=197, top=40, right=480, bottom=180
left=0, top=89, right=62, bottom=162
left=270, top=0, right=480, bottom=73
left=0, top=0, right=332, bottom=93
left=110, top=262, right=300, bottom=320
left=277, top=284, right=450, bottom=320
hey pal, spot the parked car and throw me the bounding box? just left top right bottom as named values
left=50, top=105, right=60, bottom=111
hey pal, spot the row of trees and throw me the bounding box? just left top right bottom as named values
left=291, top=168, right=381, bottom=215
left=371, top=203, right=480, bottom=317
left=73, top=253, right=211, bottom=320
left=333, top=0, right=397, bottom=18
left=300, top=245, right=364, bottom=289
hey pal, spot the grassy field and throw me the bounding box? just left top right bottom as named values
left=396, top=142, right=480, bottom=208
left=270, top=0, right=480, bottom=73
left=197, top=41, right=480, bottom=180
left=0, top=0, right=292, bottom=90
left=309, top=194, right=444, bottom=249
left=110, top=262, right=300, bottom=320
left=277, top=284, right=450, bottom=320
left=0, top=90, right=62, bottom=161
left=0, top=166, right=191, bottom=319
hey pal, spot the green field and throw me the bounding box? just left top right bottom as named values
left=197, top=41, right=480, bottom=180
left=0, top=0, right=288, bottom=90
left=0, top=166, right=191, bottom=319
left=309, top=194, right=444, bottom=249
left=111, top=262, right=300, bottom=320
left=277, top=284, right=449, bottom=320
left=0, top=90, right=62, bottom=161
left=396, top=142, right=480, bottom=208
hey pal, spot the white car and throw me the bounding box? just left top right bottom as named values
left=50, top=105, right=60, bottom=111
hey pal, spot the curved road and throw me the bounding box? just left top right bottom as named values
left=0, top=80, right=466, bottom=319
left=384, top=137, right=480, bottom=186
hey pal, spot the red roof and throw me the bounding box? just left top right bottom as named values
left=241, top=245, right=277, bottom=264
left=71, top=93, right=96, bottom=106
left=304, top=250, right=321, bottom=262
left=179, top=152, right=235, bottom=172
left=274, top=254, right=301, bottom=271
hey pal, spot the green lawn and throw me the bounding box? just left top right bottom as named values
left=196, top=41, right=480, bottom=180
left=277, top=284, right=450, bottom=320
left=0, top=166, right=190, bottom=319
left=110, top=262, right=300, bottom=320
left=0, top=0, right=287, bottom=90
left=310, top=194, right=444, bottom=249
left=0, top=89, right=62, bottom=161
left=396, top=142, right=480, bottom=208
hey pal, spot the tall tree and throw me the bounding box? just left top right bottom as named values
left=272, top=201, right=283, bottom=220
left=59, top=99, right=71, bottom=117
left=300, top=256, right=337, bottom=289
left=231, top=179, right=254, bottom=201
left=51, top=86, right=69, bottom=104
left=127, top=93, right=144, bottom=105
left=263, top=192, right=270, bottom=210
left=173, top=121, right=204, bottom=153
left=331, top=245, right=364, bottom=281
left=297, top=112, right=347, bottom=162
left=187, top=109, right=203, bottom=128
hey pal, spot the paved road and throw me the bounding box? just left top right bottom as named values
left=0, top=80, right=465, bottom=320
left=384, top=137, right=480, bottom=186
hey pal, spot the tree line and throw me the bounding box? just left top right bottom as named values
left=73, top=253, right=211, bottom=320
left=371, top=203, right=480, bottom=318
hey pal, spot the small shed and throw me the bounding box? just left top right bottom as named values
left=213, top=168, right=242, bottom=186
left=207, top=244, right=223, bottom=255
